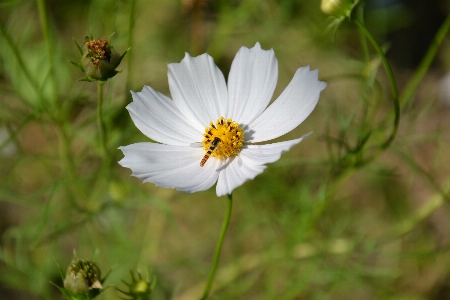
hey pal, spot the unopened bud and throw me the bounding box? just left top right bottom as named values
left=118, top=271, right=156, bottom=300
left=130, top=280, right=150, bottom=297
left=321, top=0, right=355, bottom=18
left=70, top=35, right=129, bottom=82
left=63, top=258, right=102, bottom=296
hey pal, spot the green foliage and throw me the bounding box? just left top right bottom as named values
left=0, top=0, right=450, bottom=299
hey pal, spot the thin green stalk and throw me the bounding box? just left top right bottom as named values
left=0, top=114, right=35, bottom=153
left=391, top=178, right=450, bottom=239
left=97, top=81, right=107, bottom=157
left=355, top=4, right=369, bottom=63
left=36, top=0, right=57, bottom=105
left=56, top=123, right=86, bottom=211
left=353, top=19, right=400, bottom=151
left=200, top=193, right=233, bottom=300
left=84, top=82, right=110, bottom=209
left=0, top=23, right=40, bottom=97
left=400, top=14, right=450, bottom=107
left=126, top=0, right=135, bottom=91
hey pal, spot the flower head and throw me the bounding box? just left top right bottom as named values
left=70, top=35, right=129, bottom=82
left=119, top=43, right=326, bottom=197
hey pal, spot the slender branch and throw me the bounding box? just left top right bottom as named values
left=356, top=4, right=369, bottom=63
left=391, top=179, right=450, bottom=238
left=0, top=23, right=40, bottom=98
left=97, top=81, right=107, bottom=157
left=36, top=0, right=57, bottom=105
left=200, top=193, right=233, bottom=300
left=400, top=14, right=450, bottom=107
left=56, top=123, right=86, bottom=210
left=353, top=19, right=400, bottom=151
left=0, top=114, right=35, bottom=153
left=126, top=0, right=135, bottom=91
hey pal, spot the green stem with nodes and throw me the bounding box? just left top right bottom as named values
left=97, top=81, right=107, bottom=157
left=200, top=193, right=233, bottom=300
left=400, top=14, right=450, bottom=107
left=36, top=0, right=57, bottom=105
left=353, top=19, right=400, bottom=151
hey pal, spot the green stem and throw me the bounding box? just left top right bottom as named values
left=0, top=23, right=40, bottom=98
left=97, top=81, right=107, bottom=156
left=200, top=194, right=233, bottom=300
left=0, top=114, right=35, bottom=153
left=353, top=19, right=400, bottom=151
left=36, top=0, right=57, bottom=105
left=56, top=123, right=86, bottom=211
left=356, top=4, right=369, bottom=63
left=400, top=14, right=450, bottom=107
left=391, top=178, right=450, bottom=239
left=126, top=0, right=135, bottom=91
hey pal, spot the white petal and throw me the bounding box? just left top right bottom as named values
left=168, top=53, right=228, bottom=129
left=247, top=66, right=326, bottom=143
left=227, top=42, right=278, bottom=125
left=241, top=135, right=309, bottom=165
left=216, top=157, right=266, bottom=197
left=216, top=135, right=308, bottom=196
left=119, top=143, right=220, bottom=193
left=128, top=86, right=203, bottom=145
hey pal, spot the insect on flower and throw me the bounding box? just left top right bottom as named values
left=200, top=137, right=222, bottom=167
left=118, top=42, right=326, bottom=196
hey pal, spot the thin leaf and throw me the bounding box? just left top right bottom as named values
left=69, top=60, right=85, bottom=72
left=73, top=38, right=84, bottom=56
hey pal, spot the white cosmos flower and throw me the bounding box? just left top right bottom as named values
left=119, top=43, right=326, bottom=197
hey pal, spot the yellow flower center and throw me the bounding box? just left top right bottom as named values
left=200, top=117, right=244, bottom=166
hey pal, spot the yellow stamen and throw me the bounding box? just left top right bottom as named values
left=200, top=117, right=244, bottom=166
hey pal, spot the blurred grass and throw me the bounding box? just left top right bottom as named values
left=1, top=0, right=450, bottom=299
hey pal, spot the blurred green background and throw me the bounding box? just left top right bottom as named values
left=1, top=0, right=450, bottom=299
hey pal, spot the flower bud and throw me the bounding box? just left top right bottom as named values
left=63, top=258, right=102, bottom=296
left=321, top=0, right=355, bottom=18
left=118, top=271, right=156, bottom=300
left=130, top=279, right=150, bottom=297
left=70, top=35, right=129, bottom=82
